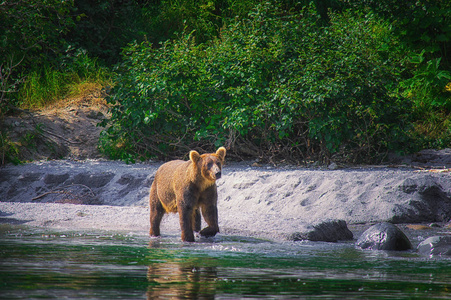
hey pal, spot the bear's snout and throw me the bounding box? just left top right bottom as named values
left=210, top=163, right=222, bottom=180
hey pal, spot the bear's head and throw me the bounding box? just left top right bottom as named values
left=189, top=147, right=226, bottom=183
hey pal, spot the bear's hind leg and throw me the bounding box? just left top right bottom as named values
left=149, top=184, right=165, bottom=237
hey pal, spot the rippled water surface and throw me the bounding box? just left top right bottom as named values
left=1, top=225, right=450, bottom=299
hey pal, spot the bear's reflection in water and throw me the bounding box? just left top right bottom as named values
left=146, top=241, right=217, bottom=299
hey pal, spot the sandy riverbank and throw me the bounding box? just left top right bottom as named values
left=1, top=157, right=450, bottom=242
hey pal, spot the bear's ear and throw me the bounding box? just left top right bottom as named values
left=189, top=150, right=201, bottom=164
left=216, top=147, right=226, bottom=161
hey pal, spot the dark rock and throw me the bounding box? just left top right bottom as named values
left=0, top=161, right=153, bottom=206
left=86, top=111, right=105, bottom=120
left=392, top=176, right=451, bottom=223
left=289, top=220, right=353, bottom=242
left=44, top=173, right=70, bottom=185
left=412, top=148, right=451, bottom=167
left=356, top=222, right=412, bottom=251
left=0, top=170, right=17, bottom=183
left=116, top=174, right=148, bottom=197
left=70, top=172, right=115, bottom=188
left=417, top=236, right=451, bottom=256
left=18, top=172, right=43, bottom=183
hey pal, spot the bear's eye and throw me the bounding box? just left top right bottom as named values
left=207, top=162, right=213, bottom=168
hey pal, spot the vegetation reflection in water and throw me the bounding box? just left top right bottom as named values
left=0, top=225, right=450, bottom=299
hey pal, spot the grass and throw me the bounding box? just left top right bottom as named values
left=18, top=60, right=111, bottom=110
left=19, top=68, right=67, bottom=109
left=412, top=110, right=451, bottom=149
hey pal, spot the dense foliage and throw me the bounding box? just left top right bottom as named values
left=1, top=0, right=450, bottom=164
left=101, top=4, right=415, bottom=163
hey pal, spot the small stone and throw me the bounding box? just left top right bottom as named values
left=328, top=162, right=338, bottom=170
left=417, top=236, right=451, bottom=256
left=406, top=224, right=430, bottom=230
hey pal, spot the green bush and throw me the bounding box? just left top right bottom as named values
left=401, top=53, right=451, bottom=149
left=0, top=0, right=74, bottom=112
left=401, top=51, right=451, bottom=111
left=0, top=131, right=20, bottom=166
left=101, top=3, right=413, bottom=163
left=347, top=0, right=451, bottom=64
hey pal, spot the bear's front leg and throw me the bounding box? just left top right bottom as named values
left=199, top=204, right=219, bottom=238
left=199, top=187, right=219, bottom=238
left=178, top=204, right=195, bottom=242
left=193, top=209, right=201, bottom=233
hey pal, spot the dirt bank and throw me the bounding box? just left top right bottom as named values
left=1, top=92, right=108, bottom=162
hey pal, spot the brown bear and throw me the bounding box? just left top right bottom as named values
left=149, top=147, right=226, bottom=242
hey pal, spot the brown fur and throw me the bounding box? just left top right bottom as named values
left=149, top=147, right=226, bottom=242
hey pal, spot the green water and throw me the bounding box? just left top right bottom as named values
left=1, top=225, right=450, bottom=299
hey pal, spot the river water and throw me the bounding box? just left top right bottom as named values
left=1, top=225, right=450, bottom=299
